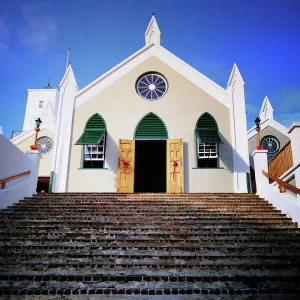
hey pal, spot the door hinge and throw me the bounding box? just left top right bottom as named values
left=180, top=157, right=182, bottom=166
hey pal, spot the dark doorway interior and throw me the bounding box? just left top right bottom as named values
left=37, top=177, right=50, bottom=193
left=134, top=140, right=166, bottom=193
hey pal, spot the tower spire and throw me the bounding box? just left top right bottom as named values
left=145, top=14, right=161, bottom=45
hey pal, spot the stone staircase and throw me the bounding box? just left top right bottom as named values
left=0, top=193, right=300, bottom=298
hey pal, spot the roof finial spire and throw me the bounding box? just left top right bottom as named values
left=259, top=96, right=274, bottom=121
left=145, top=14, right=161, bottom=45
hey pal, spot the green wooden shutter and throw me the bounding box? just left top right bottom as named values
left=196, top=112, right=222, bottom=143
left=196, top=112, right=218, bottom=130
left=75, top=114, right=107, bottom=145
left=134, top=113, right=168, bottom=139
left=196, top=130, right=222, bottom=143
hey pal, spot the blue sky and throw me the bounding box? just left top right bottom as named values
left=0, top=0, right=299, bottom=138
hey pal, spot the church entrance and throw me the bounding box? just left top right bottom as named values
left=134, top=140, right=166, bottom=192
left=116, top=113, right=184, bottom=193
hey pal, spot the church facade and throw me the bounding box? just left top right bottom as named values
left=11, top=16, right=250, bottom=193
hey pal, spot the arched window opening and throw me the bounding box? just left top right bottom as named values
left=195, top=112, right=222, bottom=168
left=75, top=113, right=107, bottom=169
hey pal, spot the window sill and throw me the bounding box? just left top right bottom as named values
left=77, top=168, right=110, bottom=170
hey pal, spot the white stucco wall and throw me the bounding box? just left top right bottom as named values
left=23, top=89, right=59, bottom=131
left=67, top=56, right=234, bottom=192
left=0, top=135, right=40, bottom=208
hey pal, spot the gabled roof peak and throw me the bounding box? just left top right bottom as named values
left=145, top=14, right=161, bottom=46
left=227, top=63, right=245, bottom=87
left=259, top=96, right=274, bottom=121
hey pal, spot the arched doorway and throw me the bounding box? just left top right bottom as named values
left=134, top=112, right=168, bottom=192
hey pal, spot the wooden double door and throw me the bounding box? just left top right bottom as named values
left=116, top=139, right=184, bottom=193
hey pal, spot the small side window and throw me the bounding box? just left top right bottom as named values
left=39, top=101, right=43, bottom=108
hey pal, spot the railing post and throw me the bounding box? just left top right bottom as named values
left=253, top=150, right=269, bottom=197
left=25, top=150, right=41, bottom=195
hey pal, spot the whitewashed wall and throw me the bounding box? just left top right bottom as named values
left=0, top=135, right=40, bottom=208
left=67, top=56, right=235, bottom=192
left=23, top=89, right=59, bottom=131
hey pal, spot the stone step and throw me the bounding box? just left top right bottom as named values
left=1, top=209, right=285, bottom=215
left=2, top=236, right=300, bottom=246
left=2, top=230, right=299, bottom=239
left=2, top=258, right=299, bottom=270
left=3, top=225, right=298, bottom=233
left=1, top=219, right=295, bottom=226
left=30, top=192, right=259, bottom=197
left=2, top=218, right=292, bottom=225
left=1, top=244, right=298, bottom=255
left=2, top=287, right=300, bottom=297
left=1, top=192, right=299, bottom=298
left=2, top=251, right=298, bottom=261
left=3, top=234, right=300, bottom=243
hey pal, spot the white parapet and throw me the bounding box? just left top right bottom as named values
left=253, top=150, right=269, bottom=197
left=0, top=135, right=41, bottom=208
left=253, top=148, right=300, bottom=226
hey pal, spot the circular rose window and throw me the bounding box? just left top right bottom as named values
left=37, top=137, right=53, bottom=155
left=261, top=136, right=280, bottom=154
left=136, top=73, right=167, bottom=100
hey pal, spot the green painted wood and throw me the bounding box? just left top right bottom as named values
left=86, top=114, right=106, bottom=130
left=196, top=112, right=218, bottom=130
left=75, top=114, right=107, bottom=145
left=195, top=112, right=222, bottom=143
left=75, top=130, right=106, bottom=145
left=134, top=112, right=168, bottom=139
left=196, top=130, right=222, bottom=143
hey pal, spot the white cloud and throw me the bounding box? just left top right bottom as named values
left=17, top=4, right=58, bottom=51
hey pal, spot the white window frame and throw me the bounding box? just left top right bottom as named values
left=197, top=142, right=218, bottom=159
left=84, top=136, right=106, bottom=161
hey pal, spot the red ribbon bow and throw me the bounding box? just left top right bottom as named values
left=122, top=160, right=130, bottom=173
left=30, top=145, right=38, bottom=150
left=172, top=160, right=178, bottom=180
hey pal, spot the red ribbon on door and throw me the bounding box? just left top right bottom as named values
left=122, top=160, right=130, bottom=173
left=172, top=160, right=178, bottom=180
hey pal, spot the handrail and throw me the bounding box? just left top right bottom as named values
left=262, top=170, right=300, bottom=194
left=0, top=170, right=30, bottom=190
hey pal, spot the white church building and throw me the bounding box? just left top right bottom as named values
left=10, top=16, right=250, bottom=194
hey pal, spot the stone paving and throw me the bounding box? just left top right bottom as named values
left=0, top=193, right=300, bottom=298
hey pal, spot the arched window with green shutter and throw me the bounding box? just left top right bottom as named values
left=76, top=113, right=107, bottom=168
left=195, top=112, right=222, bottom=168
left=134, top=112, right=168, bottom=140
